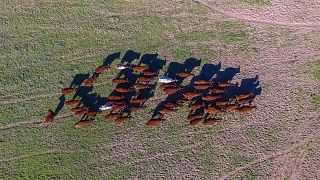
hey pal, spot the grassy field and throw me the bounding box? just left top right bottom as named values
left=1, top=0, right=319, bottom=179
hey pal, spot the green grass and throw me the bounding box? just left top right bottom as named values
left=242, top=169, right=260, bottom=180
left=214, top=21, right=250, bottom=45
left=223, top=32, right=247, bottom=43
left=262, top=128, right=279, bottom=151
left=175, top=31, right=217, bottom=43
left=196, top=143, right=218, bottom=179
left=230, top=154, right=253, bottom=167
left=305, top=143, right=314, bottom=156
left=243, top=0, right=270, bottom=6
left=173, top=46, right=193, bottom=60
left=310, top=94, right=320, bottom=109
left=312, top=60, right=320, bottom=80
left=103, top=167, right=133, bottom=179
left=246, top=129, right=259, bottom=139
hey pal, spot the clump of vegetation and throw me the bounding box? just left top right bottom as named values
left=244, top=0, right=270, bottom=6
left=312, top=60, right=320, bottom=80
left=305, top=143, right=314, bottom=156
left=243, top=169, right=261, bottom=180
left=311, top=94, right=320, bottom=109
left=230, top=154, right=253, bottom=166
left=216, top=21, right=249, bottom=44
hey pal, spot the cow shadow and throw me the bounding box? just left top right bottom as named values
left=190, top=63, right=221, bottom=83
left=81, top=93, right=107, bottom=112
left=164, top=61, right=184, bottom=78
left=138, top=83, right=157, bottom=100
left=116, top=68, right=138, bottom=84
left=215, top=66, right=240, bottom=83
left=162, top=58, right=201, bottom=85
left=139, top=53, right=166, bottom=71
left=70, top=74, right=90, bottom=88
left=54, top=95, right=65, bottom=115
left=238, top=75, right=262, bottom=98
left=103, top=51, right=121, bottom=66
left=184, top=58, right=201, bottom=72
left=213, top=66, right=241, bottom=100
left=121, top=50, right=140, bottom=64
left=73, top=86, right=94, bottom=100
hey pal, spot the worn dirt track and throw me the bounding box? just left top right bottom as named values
left=198, top=0, right=320, bottom=28
left=0, top=149, right=72, bottom=163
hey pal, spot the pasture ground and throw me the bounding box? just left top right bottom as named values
left=0, top=0, right=319, bottom=179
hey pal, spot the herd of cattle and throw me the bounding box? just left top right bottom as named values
left=44, top=53, right=258, bottom=129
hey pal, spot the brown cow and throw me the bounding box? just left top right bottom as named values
left=235, top=92, right=254, bottom=100
left=112, top=104, right=126, bottom=111
left=131, top=98, right=146, bottom=104
left=115, top=116, right=131, bottom=125
left=143, top=71, right=158, bottom=76
left=75, top=119, right=93, bottom=128
left=225, top=104, right=238, bottom=111
left=115, top=88, right=133, bottom=93
left=95, top=64, right=110, bottom=74
left=133, top=65, right=149, bottom=72
left=43, top=109, right=55, bottom=124
left=137, top=76, right=154, bottom=82
left=204, top=107, right=220, bottom=115
left=109, top=101, right=125, bottom=105
left=218, top=82, right=236, bottom=88
left=202, top=95, right=222, bottom=101
left=160, top=82, right=178, bottom=88
left=159, top=108, right=176, bottom=114
left=75, top=109, right=89, bottom=116
left=215, top=101, right=229, bottom=106
left=61, top=87, right=77, bottom=94
left=209, top=88, right=226, bottom=94
left=238, top=97, right=255, bottom=106
left=83, top=75, right=98, bottom=86
left=133, top=83, right=149, bottom=90
left=237, top=106, right=257, bottom=114
left=129, top=106, right=145, bottom=111
left=87, top=111, right=101, bottom=116
left=202, top=118, right=220, bottom=126
left=188, top=103, right=204, bottom=111
left=164, top=86, right=181, bottom=95
left=105, top=113, right=119, bottom=121
left=176, top=98, right=189, bottom=104
left=187, top=114, right=203, bottom=121
left=65, top=100, right=81, bottom=106
left=194, top=84, right=211, bottom=90
left=112, top=78, right=129, bottom=84
left=71, top=107, right=81, bottom=113
left=194, top=80, right=212, bottom=85
left=190, top=118, right=202, bottom=126
left=164, top=102, right=180, bottom=108
left=71, top=106, right=87, bottom=113
left=108, top=95, right=125, bottom=101
left=183, top=92, right=201, bottom=99
left=146, top=118, right=165, bottom=126
left=176, top=72, right=192, bottom=78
